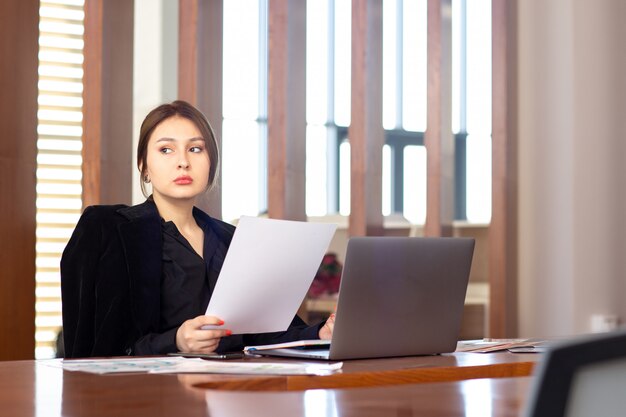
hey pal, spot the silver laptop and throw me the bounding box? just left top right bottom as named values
left=257, top=236, right=475, bottom=361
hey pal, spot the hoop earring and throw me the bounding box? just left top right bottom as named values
left=144, top=175, right=151, bottom=183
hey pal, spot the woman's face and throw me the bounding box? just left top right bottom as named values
left=144, top=116, right=211, bottom=203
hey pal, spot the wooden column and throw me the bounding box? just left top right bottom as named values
left=179, top=0, right=224, bottom=219
left=0, top=0, right=38, bottom=360
left=82, top=0, right=134, bottom=207
left=267, top=0, right=307, bottom=221
left=349, top=0, right=384, bottom=236
left=490, top=0, right=518, bottom=338
left=424, top=0, right=454, bottom=237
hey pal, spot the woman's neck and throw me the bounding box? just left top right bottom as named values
left=152, top=193, right=197, bottom=231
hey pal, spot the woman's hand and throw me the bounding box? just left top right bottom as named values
left=318, top=313, right=335, bottom=340
left=176, top=315, right=231, bottom=353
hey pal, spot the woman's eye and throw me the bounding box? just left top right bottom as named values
left=159, top=147, right=173, bottom=154
left=189, top=146, right=204, bottom=153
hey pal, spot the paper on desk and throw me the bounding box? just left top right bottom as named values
left=56, top=357, right=187, bottom=374
left=456, top=338, right=549, bottom=353
left=149, top=359, right=343, bottom=376
left=53, top=357, right=343, bottom=376
left=205, top=216, right=336, bottom=334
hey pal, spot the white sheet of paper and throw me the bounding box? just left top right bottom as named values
left=204, top=216, right=336, bottom=334
left=150, top=360, right=343, bottom=375
left=55, top=357, right=187, bottom=374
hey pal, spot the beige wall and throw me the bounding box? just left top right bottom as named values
left=132, top=0, right=179, bottom=204
left=518, top=0, right=626, bottom=337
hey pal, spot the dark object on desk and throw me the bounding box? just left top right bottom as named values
left=525, top=329, right=626, bottom=417
left=257, top=237, right=475, bottom=361
left=508, top=345, right=549, bottom=354
left=167, top=352, right=244, bottom=360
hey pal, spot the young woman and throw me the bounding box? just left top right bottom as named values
left=61, top=100, right=334, bottom=358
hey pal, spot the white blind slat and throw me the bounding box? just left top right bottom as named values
left=36, top=0, right=84, bottom=359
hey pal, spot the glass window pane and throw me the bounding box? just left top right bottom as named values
left=306, top=125, right=328, bottom=216
left=223, top=1, right=260, bottom=120
left=383, top=0, right=399, bottom=130
left=465, top=133, right=491, bottom=223
left=339, top=141, right=351, bottom=215
left=465, top=0, right=491, bottom=135
left=334, top=0, right=351, bottom=126
left=403, top=145, right=426, bottom=224
left=382, top=144, right=391, bottom=215
left=307, top=0, right=329, bottom=124
left=402, top=0, right=427, bottom=132
left=451, top=0, right=464, bottom=134
left=221, top=120, right=263, bottom=222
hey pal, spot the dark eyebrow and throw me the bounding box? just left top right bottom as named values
left=155, top=136, right=205, bottom=143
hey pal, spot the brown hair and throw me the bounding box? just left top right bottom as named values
left=137, top=100, right=219, bottom=197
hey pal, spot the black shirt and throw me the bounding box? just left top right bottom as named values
left=160, top=219, right=210, bottom=333
left=133, top=215, right=225, bottom=354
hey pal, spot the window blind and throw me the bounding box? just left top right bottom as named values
left=36, top=0, right=84, bottom=359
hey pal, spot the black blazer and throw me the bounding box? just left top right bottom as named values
left=61, top=200, right=319, bottom=358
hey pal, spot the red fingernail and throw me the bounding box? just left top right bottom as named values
left=218, top=319, right=224, bottom=325
left=226, top=330, right=232, bottom=336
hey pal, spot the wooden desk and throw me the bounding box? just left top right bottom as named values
left=200, top=377, right=532, bottom=417
left=191, top=351, right=538, bottom=390
left=0, top=359, right=533, bottom=417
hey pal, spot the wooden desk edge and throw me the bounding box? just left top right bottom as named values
left=193, top=360, right=536, bottom=391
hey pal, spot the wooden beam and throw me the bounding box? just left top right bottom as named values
left=82, top=0, right=134, bottom=207
left=490, top=0, right=518, bottom=337
left=267, top=0, right=307, bottom=221
left=179, top=0, right=200, bottom=105
left=424, top=0, right=454, bottom=237
left=179, top=0, right=224, bottom=218
left=82, top=0, right=102, bottom=207
left=349, top=0, right=384, bottom=236
left=0, top=0, right=38, bottom=360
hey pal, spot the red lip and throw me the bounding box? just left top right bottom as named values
left=174, top=175, right=193, bottom=185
